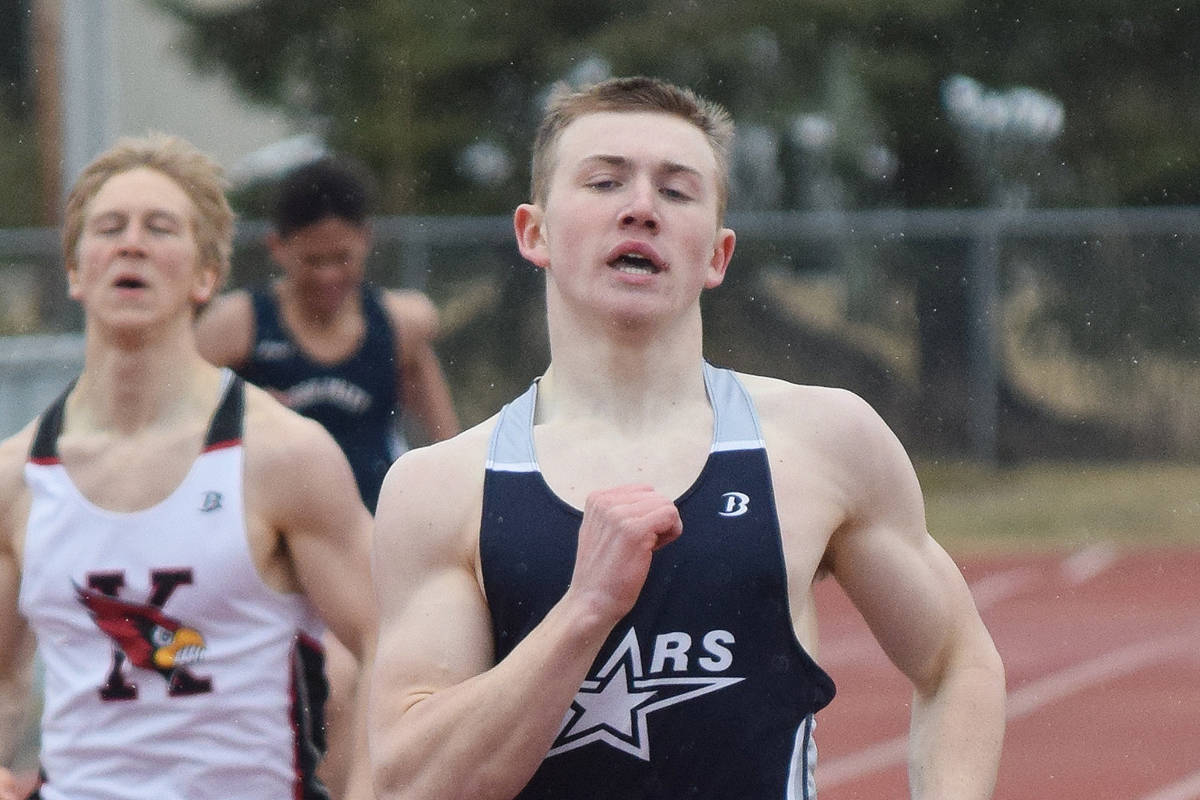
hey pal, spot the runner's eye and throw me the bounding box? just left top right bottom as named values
left=146, top=214, right=182, bottom=235
left=89, top=214, right=126, bottom=236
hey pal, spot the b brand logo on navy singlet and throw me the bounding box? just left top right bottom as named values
left=719, top=491, right=750, bottom=517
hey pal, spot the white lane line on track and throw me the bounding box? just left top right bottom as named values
left=1004, top=629, right=1194, bottom=717
left=819, top=628, right=1199, bottom=788
left=818, top=734, right=908, bottom=789
left=1138, top=769, right=1200, bottom=800
left=968, top=565, right=1041, bottom=608
left=816, top=636, right=885, bottom=670
left=1060, top=541, right=1120, bottom=585
left=819, top=566, right=1039, bottom=669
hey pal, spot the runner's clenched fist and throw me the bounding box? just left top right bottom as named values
left=566, top=485, right=683, bottom=626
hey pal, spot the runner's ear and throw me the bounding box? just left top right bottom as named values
left=514, top=204, right=551, bottom=270
left=704, top=227, right=736, bottom=289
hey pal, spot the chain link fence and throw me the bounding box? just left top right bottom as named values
left=3, top=207, right=1198, bottom=459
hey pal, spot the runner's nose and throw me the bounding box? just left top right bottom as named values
left=619, top=177, right=660, bottom=232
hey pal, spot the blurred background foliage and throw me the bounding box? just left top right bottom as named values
left=1, top=1, right=1197, bottom=459
left=145, top=0, right=1200, bottom=454
left=0, top=0, right=40, bottom=227
left=152, top=0, right=1198, bottom=215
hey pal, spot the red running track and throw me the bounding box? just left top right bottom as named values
left=812, top=545, right=1200, bottom=800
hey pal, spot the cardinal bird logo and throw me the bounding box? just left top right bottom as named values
left=76, top=584, right=207, bottom=681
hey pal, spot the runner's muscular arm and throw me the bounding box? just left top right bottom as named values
left=243, top=395, right=378, bottom=800
left=0, top=430, right=36, bottom=777
left=0, top=628, right=35, bottom=796
left=0, top=549, right=29, bottom=768
left=195, top=289, right=254, bottom=369
left=385, top=291, right=460, bottom=443
left=822, top=392, right=1005, bottom=800
left=369, top=434, right=681, bottom=800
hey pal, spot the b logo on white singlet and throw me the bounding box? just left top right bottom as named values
left=719, top=491, right=750, bottom=517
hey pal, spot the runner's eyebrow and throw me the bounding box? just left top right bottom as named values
left=659, top=161, right=704, bottom=181
left=578, top=154, right=630, bottom=173
left=88, top=208, right=185, bottom=223
left=88, top=210, right=125, bottom=225
left=145, top=210, right=185, bottom=228
left=578, top=154, right=704, bottom=181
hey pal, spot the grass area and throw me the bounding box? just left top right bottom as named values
left=918, top=460, right=1200, bottom=553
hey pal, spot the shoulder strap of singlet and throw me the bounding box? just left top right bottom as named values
left=249, top=285, right=284, bottom=340
left=360, top=284, right=402, bottom=386
left=701, top=361, right=765, bottom=452
left=484, top=363, right=764, bottom=473
left=28, top=370, right=244, bottom=462
left=204, top=370, right=245, bottom=450
left=28, top=380, right=76, bottom=463
left=485, top=380, right=539, bottom=473
left=361, top=285, right=395, bottom=343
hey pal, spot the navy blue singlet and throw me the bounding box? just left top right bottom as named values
left=236, top=285, right=402, bottom=511
left=480, top=362, right=836, bottom=800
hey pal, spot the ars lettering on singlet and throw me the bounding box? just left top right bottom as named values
left=549, top=627, right=743, bottom=761
left=76, top=568, right=212, bottom=700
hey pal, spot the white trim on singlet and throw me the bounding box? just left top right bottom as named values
left=485, top=362, right=765, bottom=473
left=786, top=714, right=820, bottom=800
left=484, top=375, right=540, bottom=473
left=701, top=360, right=766, bottom=451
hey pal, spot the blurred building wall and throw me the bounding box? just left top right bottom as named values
left=0, top=333, right=83, bottom=438
left=58, top=0, right=298, bottom=193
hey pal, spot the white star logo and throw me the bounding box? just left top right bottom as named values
left=548, top=628, right=744, bottom=761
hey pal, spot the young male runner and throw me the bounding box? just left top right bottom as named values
left=368, top=77, right=1005, bottom=799
left=0, top=135, right=376, bottom=800
left=197, top=156, right=459, bottom=513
